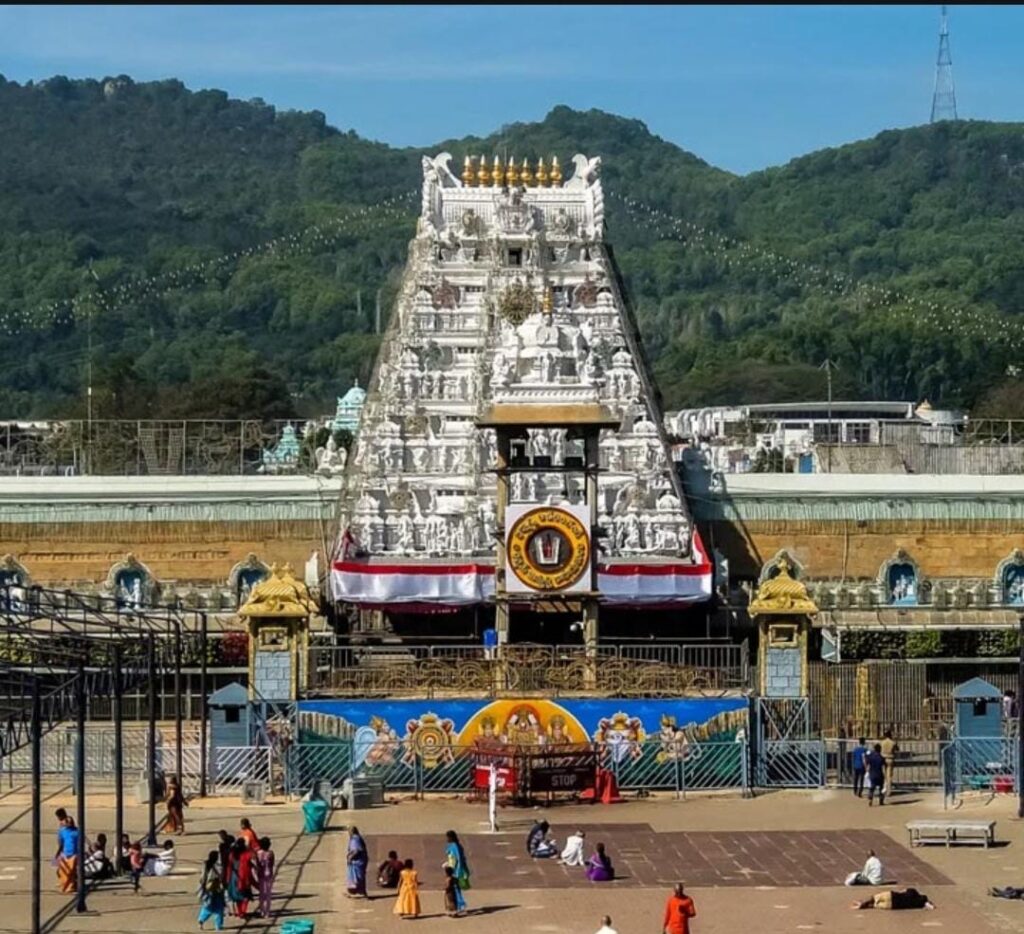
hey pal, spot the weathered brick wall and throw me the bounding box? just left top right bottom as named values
left=0, top=520, right=326, bottom=585
left=705, top=519, right=1023, bottom=581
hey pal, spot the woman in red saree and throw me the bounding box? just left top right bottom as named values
left=225, top=838, right=254, bottom=918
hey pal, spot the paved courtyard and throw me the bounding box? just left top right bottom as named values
left=0, top=783, right=1022, bottom=933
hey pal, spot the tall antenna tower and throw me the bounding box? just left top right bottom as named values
left=930, top=5, right=958, bottom=123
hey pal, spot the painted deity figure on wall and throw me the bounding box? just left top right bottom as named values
left=502, top=706, right=544, bottom=746
left=593, top=712, right=645, bottom=765
left=365, top=717, right=400, bottom=768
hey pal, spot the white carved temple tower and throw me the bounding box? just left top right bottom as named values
left=331, top=152, right=711, bottom=626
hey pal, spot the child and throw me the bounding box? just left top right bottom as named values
left=378, top=850, right=404, bottom=889
left=128, top=841, right=144, bottom=893
left=198, top=850, right=226, bottom=931
left=443, top=865, right=466, bottom=917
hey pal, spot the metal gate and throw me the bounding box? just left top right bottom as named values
left=754, top=697, right=824, bottom=788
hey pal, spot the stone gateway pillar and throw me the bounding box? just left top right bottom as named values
left=749, top=559, right=818, bottom=698
left=238, top=563, right=317, bottom=702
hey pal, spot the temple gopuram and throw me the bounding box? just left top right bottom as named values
left=331, top=152, right=712, bottom=640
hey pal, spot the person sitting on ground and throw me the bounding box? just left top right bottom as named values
left=559, top=829, right=586, bottom=867
left=585, top=842, right=615, bottom=882
left=83, top=833, right=113, bottom=880
left=844, top=849, right=884, bottom=886
left=143, top=839, right=177, bottom=877
left=527, top=820, right=558, bottom=858
left=377, top=849, right=404, bottom=889
left=594, top=914, right=618, bottom=934
left=118, top=833, right=132, bottom=874
left=851, top=888, right=934, bottom=910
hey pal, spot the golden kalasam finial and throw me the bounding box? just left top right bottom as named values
left=505, top=156, right=519, bottom=187
left=491, top=155, right=504, bottom=188
left=536, top=156, right=549, bottom=187
left=461, top=155, right=475, bottom=187
left=477, top=154, right=490, bottom=187
left=520, top=157, right=534, bottom=187
left=550, top=155, right=562, bottom=186
left=542, top=287, right=554, bottom=313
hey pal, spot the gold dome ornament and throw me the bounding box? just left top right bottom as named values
left=550, top=156, right=562, bottom=186
left=461, top=155, right=475, bottom=187
left=476, top=154, right=490, bottom=187
left=536, top=157, right=549, bottom=187
left=491, top=155, right=504, bottom=188
left=520, top=157, right=534, bottom=187
left=542, top=287, right=554, bottom=314
left=505, top=156, right=519, bottom=187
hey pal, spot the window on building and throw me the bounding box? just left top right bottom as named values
left=846, top=422, right=872, bottom=444
left=225, top=707, right=241, bottom=724
left=507, top=248, right=522, bottom=267
left=813, top=423, right=841, bottom=443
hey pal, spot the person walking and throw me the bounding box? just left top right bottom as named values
left=866, top=743, right=886, bottom=807
left=879, top=730, right=898, bottom=796
left=225, top=837, right=254, bottom=918
left=255, top=837, right=275, bottom=920
left=443, top=830, right=471, bottom=894
left=216, top=830, right=234, bottom=881
left=128, top=841, right=145, bottom=894
left=851, top=738, right=867, bottom=798
left=165, top=776, right=186, bottom=835
left=346, top=826, right=369, bottom=898
left=238, top=817, right=259, bottom=851
left=442, top=865, right=466, bottom=917
left=55, top=816, right=80, bottom=893
left=663, top=882, right=697, bottom=934
left=393, top=858, right=421, bottom=919
left=197, top=850, right=226, bottom=931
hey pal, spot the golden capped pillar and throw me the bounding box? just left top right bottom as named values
left=550, top=155, right=563, bottom=186
left=238, top=563, right=317, bottom=701
left=477, top=154, right=491, bottom=187
left=536, top=157, right=549, bottom=187
left=505, top=156, right=519, bottom=187
left=542, top=287, right=554, bottom=314
left=749, top=559, right=818, bottom=698
left=461, top=155, right=475, bottom=187
left=491, top=155, right=504, bottom=188
left=520, top=157, right=534, bottom=187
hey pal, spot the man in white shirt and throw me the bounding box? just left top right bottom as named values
left=559, top=829, right=586, bottom=867
left=594, top=915, right=617, bottom=934
left=845, top=849, right=884, bottom=886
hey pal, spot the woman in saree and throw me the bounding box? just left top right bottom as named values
left=56, top=816, right=80, bottom=893
left=585, top=842, right=615, bottom=882
left=255, top=836, right=275, bottom=919
left=225, top=837, right=254, bottom=918
left=346, top=826, right=369, bottom=898
left=443, top=830, right=471, bottom=895
left=393, top=858, right=421, bottom=919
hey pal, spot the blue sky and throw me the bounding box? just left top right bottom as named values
left=0, top=4, right=1021, bottom=174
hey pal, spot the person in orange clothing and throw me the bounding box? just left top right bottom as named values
left=238, top=818, right=259, bottom=851
left=663, top=882, right=697, bottom=934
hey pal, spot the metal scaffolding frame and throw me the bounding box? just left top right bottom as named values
left=0, top=584, right=209, bottom=934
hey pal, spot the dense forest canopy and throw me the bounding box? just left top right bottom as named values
left=2, top=74, right=1024, bottom=419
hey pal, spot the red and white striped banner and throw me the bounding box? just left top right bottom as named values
left=331, top=533, right=713, bottom=607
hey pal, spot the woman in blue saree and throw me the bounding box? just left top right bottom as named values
left=346, top=827, right=368, bottom=898
left=444, top=830, right=470, bottom=910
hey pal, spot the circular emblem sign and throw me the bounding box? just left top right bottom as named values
left=507, top=507, right=590, bottom=592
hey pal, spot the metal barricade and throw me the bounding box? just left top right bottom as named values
left=757, top=740, right=825, bottom=788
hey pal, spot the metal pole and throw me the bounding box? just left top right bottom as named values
left=75, top=663, right=87, bottom=912
left=199, top=613, right=209, bottom=798
left=31, top=680, right=41, bottom=934
left=112, top=644, right=124, bottom=875
left=1017, top=613, right=1023, bottom=819
left=146, top=634, right=158, bottom=845
left=174, top=623, right=183, bottom=788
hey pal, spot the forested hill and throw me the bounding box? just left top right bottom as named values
left=2, top=74, right=1024, bottom=419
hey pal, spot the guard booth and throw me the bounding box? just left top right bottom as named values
left=207, top=682, right=250, bottom=783
left=946, top=677, right=1016, bottom=796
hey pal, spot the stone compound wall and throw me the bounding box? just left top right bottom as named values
left=253, top=650, right=293, bottom=700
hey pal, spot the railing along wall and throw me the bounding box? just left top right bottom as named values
left=307, top=642, right=750, bottom=697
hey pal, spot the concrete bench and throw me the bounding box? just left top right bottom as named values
left=907, top=819, right=996, bottom=848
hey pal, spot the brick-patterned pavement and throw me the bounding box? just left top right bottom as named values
left=368, top=824, right=950, bottom=889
